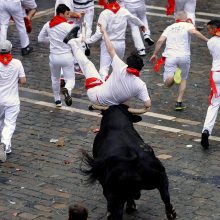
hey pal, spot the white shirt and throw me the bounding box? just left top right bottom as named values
left=86, top=7, right=144, bottom=44
left=162, top=22, right=195, bottom=57
left=96, top=55, right=150, bottom=105
left=208, top=36, right=220, bottom=72
left=0, top=59, right=25, bottom=106
left=123, top=0, right=145, bottom=8
left=38, top=21, right=74, bottom=55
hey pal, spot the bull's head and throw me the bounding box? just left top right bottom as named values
left=89, top=103, right=150, bottom=115
left=88, top=104, right=149, bottom=123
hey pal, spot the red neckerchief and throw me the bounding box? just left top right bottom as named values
left=208, top=71, right=220, bottom=105
left=49, top=15, right=67, bottom=28
left=127, top=67, right=140, bottom=77
left=214, top=28, right=220, bottom=36
left=99, top=0, right=106, bottom=6
left=0, top=54, right=13, bottom=65
left=154, top=57, right=166, bottom=73
left=166, top=0, right=175, bottom=16
left=104, top=2, right=120, bottom=14
left=175, top=20, right=187, bottom=23
left=85, top=77, right=103, bottom=90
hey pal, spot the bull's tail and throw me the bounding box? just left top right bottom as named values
left=81, top=149, right=105, bottom=184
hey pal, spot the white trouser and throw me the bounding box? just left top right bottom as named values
left=0, top=104, right=20, bottom=151
left=202, top=71, right=220, bottom=135
left=74, top=8, right=94, bottom=38
left=175, top=0, right=197, bottom=25
left=21, top=0, right=37, bottom=17
left=163, top=56, right=191, bottom=81
left=68, top=39, right=102, bottom=103
left=68, top=39, right=100, bottom=80
left=0, top=0, right=29, bottom=48
left=21, top=0, right=37, bottom=9
left=125, top=4, right=150, bottom=50
left=99, top=40, right=125, bottom=79
left=49, top=53, right=75, bottom=101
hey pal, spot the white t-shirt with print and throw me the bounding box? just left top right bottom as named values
left=162, top=22, right=195, bottom=57
left=96, top=54, right=150, bottom=105
left=208, top=36, right=220, bottom=71
left=0, top=59, right=25, bottom=106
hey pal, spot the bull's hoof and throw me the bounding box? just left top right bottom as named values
left=126, top=204, right=137, bottom=214
left=166, top=208, right=176, bottom=220
left=107, top=211, right=112, bottom=220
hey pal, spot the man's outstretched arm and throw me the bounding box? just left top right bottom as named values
left=98, top=23, right=116, bottom=58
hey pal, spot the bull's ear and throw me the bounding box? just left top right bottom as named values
left=132, top=115, right=142, bottom=123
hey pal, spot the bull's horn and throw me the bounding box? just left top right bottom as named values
left=128, top=107, right=150, bottom=114
left=89, top=104, right=109, bottom=111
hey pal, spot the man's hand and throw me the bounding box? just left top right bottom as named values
left=70, top=12, right=82, bottom=19
left=139, top=26, right=146, bottom=33
left=81, top=11, right=85, bottom=17
left=149, top=54, right=158, bottom=63
left=144, top=100, right=151, bottom=109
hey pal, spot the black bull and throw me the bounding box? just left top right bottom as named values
left=82, top=105, right=176, bottom=220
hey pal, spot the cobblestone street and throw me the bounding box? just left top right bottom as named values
left=0, top=0, right=220, bottom=219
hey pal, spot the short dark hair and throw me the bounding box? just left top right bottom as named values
left=68, top=204, right=88, bottom=220
left=126, top=52, right=144, bottom=71
left=207, top=19, right=220, bottom=28
left=56, top=4, right=70, bottom=15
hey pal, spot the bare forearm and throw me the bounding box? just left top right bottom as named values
left=153, top=40, right=163, bottom=56
left=193, top=30, right=209, bottom=42
left=102, top=31, right=116, bottom=58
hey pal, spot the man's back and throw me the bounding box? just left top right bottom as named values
left=97, top=55, right=149, bottom=105
left=39, top=21, right=73, bottom=54
left=0, top=58, right=24, bottom=106
left=162, top=22, right=195, bottom=57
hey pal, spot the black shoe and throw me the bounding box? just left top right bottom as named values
left=201, top=129, right=209, bottom=149
left=175, top=102, right=186, bottom=111
left=55, top=100, right=62, bottom=107
left=21, top=45, right=33, bottom=56
left=144, top=37, right=154, bottom=46
left=84, top=43, right=90, bottom=56
left=61, top=88, right=72, bottom=106
left=63, top=26, right=80, bottom=44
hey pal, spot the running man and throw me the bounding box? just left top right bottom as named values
left=0, top=40, right=26, bottom=162
left=201, top=20, right=220, bottom=149
left=150, top=11, right=208, bottom=110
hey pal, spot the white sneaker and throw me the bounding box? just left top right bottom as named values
left=0, top=143, right=7, bottom=162
left=6, top=146, right=12, bottom=154
left=144, top=36, right=154, bottom=46
left=138, top=49, right=146, bottom=56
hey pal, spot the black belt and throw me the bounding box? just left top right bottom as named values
left=73, top=0, right=93, bottom=5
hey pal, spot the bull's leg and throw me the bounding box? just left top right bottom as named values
left=158, top=175, right=176, bottom=220
left=126, top=198, right=137, bottom=214
left=106, top=195, right=125, bottom=220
